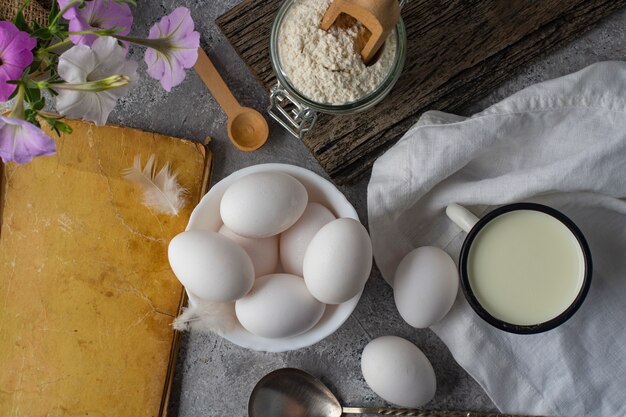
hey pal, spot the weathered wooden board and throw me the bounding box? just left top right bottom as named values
left=217, top=0, right=626, bottom=184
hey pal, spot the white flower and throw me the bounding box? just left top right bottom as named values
left=55, top=36, right=138, bottom=126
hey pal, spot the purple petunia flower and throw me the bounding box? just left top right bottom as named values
left=58, top=0, right=133, bottom=47
left=0, top=21, right=36, bottom=102
left=0, top=115, right=56, bottom=164
left=144, top=7, right=200, bottom=92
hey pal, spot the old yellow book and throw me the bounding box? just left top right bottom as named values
left=0, top=120, right=211, bottom=417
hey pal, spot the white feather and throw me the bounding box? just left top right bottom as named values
left=172, top=301, right=238, bottom=335
left=122, top=154, right=187, bottom=215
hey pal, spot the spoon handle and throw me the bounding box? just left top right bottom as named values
left=194, top=48, right=241, bottom=117
left=342, top=407, right=550, bottom=417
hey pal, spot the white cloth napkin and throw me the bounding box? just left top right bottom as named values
left=367, top=61, right=626, bottom=416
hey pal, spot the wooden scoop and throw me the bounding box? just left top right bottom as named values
left=320, top=0, right=400, bottom=65
left=194, top=48, right=269, bottom=151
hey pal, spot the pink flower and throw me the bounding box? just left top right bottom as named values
left=58, top=0, right=133, bottom=46
left=0, top=115, right=56, bottom=164
left=0, top=21, right=36, bottom=101
left=143, top=7, right=199, bottom=91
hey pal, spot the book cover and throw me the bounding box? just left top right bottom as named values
left=0, top=120, right=211, bottom=417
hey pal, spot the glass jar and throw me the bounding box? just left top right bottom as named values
left=268, top=0, right=408, bottom=138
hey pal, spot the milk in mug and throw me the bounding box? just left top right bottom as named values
left=467, top=210, right=585, bottom=326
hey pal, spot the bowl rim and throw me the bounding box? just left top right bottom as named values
left=185, top=163, right=362, bottom=352
left=458, top=202, right=593, bottom=334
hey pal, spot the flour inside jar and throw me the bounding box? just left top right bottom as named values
left=278, top=0, right=398, bottom=105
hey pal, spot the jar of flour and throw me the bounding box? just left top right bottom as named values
left=269, top=0, right=407, bottom=138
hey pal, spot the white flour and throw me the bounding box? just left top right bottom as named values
left=278, top=0, right=398, bottom=105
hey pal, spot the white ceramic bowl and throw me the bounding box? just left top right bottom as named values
left=185, top=163, right=361, bottom=352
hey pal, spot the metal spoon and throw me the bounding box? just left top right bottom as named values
left=194, top=48, right=269, bottom=152
left=249, top=368, right=549, bottom=417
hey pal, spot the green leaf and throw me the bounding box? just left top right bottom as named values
left=42, top=117, right=61, bottom=135
left=24, top=109, right=41, bottom=127
left=24, top=86, right=42, bottom=104
left=13, top=0, right=32, bottom=32
left=57, top=20, right=69, bottom=32
left=26, top=59, right=42, bottom=75
left=48, top=1, right=60, bottom=25
left=115, top=0, right=137, bottom=6
left=54, top=121, right=73, bottom=134
left=6, top=87, right=19, bottom=101
left=43, top=117, right=56, bottom=126
left=44, top=64, right=58, bottom=79
left=32, top=100, right=45, bottom=111
left=32, top=27, right=54, bottom=40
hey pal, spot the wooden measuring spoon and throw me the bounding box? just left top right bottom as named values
left=320, top=0, right=400, bottom=65
left=194, top=48, right=269, bottom=151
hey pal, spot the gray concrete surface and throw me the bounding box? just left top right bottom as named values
left=108, top=2, right=626, bottom=416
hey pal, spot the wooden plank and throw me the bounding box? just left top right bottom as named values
left=217, top=0, right=626, bottom=184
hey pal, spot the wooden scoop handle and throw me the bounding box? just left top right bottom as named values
left=320, top=0, right=400, bottom=64
left=194, top=48, right=241, bottom=117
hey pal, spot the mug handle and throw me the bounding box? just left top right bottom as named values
left=446, top=204, right=479, bottom=233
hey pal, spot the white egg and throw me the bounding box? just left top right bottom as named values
left=168, top=230, right=254, bottom=302
left=219, top=225, right=278, bottom=277
left=235, top=274, right=325, bottom=338
left=280, top=203, right=336, bottom=276
left=361, top=336, right=436, bottom=408
left=303, top=218, right=372, bottom=304
left=393, top=247, right=459, bottom=328
left=220, top=172, right=308, bottom=238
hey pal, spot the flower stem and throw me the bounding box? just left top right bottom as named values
left=114, top=34, right=171, bottom=51
left=67, top=28, right=122, bottom=36
left=39, top=38, right=72, bottom=54
left=9, top=85, right=26, bottom=119
left=50, top=75, right=130, bottom=92
left=37, top=110, right=61, bottom=118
